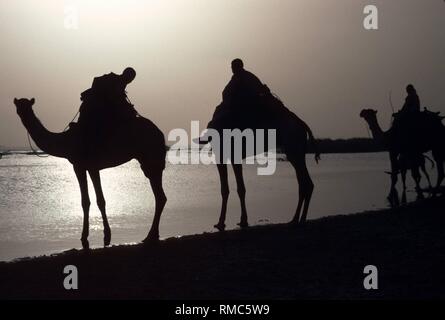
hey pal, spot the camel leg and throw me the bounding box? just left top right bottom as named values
left=232, top=164, right=248, bottom=228
left=435, top=160, right=444, bottom=194
left=389, top=152, right=399, bottom=190
left=420, top=163, right=432, bottom=190
left=143, top=169, right=167, bottom=242
left=388, top=152, right=400, bottom=206
left=401, top=168, right=407, bottom=191
left=401, top=188, right=407, bottom=205
left=214, top=164, right=229, bottom=231
left=88, top=170, right=111, bottom=247
left=411, top=167, right=421, bottom=189
left=74, top=165, right=90, bottom=249
left=289, top=155, right=314, bottom=225
left=289, top=157, right=304, bottom=225
left=411, top=166, right=424, bottom=199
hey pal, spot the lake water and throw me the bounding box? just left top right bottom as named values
left=0, top=151, right=431, bottom=261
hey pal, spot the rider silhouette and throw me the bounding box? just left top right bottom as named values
left=78, top=67, right=137, bottom=125
left=400, top=84, right=420, bottom=114
left=197, top=59, right=290, bottom=144
left=75, top=67, right=138, bottom=156
left=391, top=84, right=424, bottom=164
left=209, top=59, right=269, bottom=125
left=222, top=58, right=266, bottom=108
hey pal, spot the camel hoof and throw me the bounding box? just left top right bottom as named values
left=288, top=220, right=299, bottom=227
left=214, top=223, right=226, bottom=232
left=237, top=221, right=249, bottom=229
left=104, top=231, right=111, bottom=247
left=81, top=238, right=89, bottom=250
left=142, top=233, right=159, bottom=244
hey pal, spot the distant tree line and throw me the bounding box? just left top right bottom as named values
left=2, top=138, right=385, bottom=156
left=307, top=138, right=385, bottom=154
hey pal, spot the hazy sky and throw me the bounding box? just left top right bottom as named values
left=1, top=0, right=444, bottom=148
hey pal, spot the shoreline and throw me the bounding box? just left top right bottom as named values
left=0, top=196, right=444, bottom=299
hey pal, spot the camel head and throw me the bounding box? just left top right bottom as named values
left=360, top=109, right=378, bottom=123
left=14, top=98, right=35, bottom=117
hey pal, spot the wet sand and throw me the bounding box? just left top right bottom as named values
left=0, top=195, right=444, bottom=300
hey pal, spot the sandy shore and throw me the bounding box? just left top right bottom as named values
left=0, top=196, right=444, bottom=300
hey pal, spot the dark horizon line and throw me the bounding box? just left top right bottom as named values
left=1, top=137, right=382, bottom=154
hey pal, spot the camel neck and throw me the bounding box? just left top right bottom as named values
left=366, top=117, right=386, bottom=144
left=19, top=108, right=70, bottom=158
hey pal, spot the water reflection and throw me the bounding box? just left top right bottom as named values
left=0, top=152, right=434, bottom=261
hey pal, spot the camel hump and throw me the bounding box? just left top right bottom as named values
left=393, top=108, right=443, bottom=130
left=135, top=116, right=163, bottom=136
left=134, top=116, right=166, bottom=149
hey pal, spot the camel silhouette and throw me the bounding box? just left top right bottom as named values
left=360, top=108, right=444, bottom=202
left=204, top=106, right=320, bottom=231
left=14, top=98, right=167, bottom=249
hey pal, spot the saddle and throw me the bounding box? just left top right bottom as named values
left=390, top=108, right=444, bottom=154
left=208, top=88, right=292, bottom=132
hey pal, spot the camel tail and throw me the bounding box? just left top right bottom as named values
left=298, top=117, right=320, bottom=163
left=307, top=126, right=321, bottom=163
